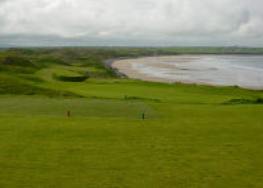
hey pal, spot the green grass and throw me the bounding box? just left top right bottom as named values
left=0, top=48, right=263, bottom=187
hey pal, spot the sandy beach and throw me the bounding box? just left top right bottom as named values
left=112, top=55, right=263, bottom=89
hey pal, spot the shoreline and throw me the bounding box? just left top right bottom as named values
left=104, top=58, right=128, bottom=78
left=110, top=55, right=263, bottom=90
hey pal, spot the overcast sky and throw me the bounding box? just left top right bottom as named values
left=0, top=0, right=263, bottom=47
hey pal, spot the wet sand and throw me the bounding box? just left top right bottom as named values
left=112, top=55, right=263, bottom=90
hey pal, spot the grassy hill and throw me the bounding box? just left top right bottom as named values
left=0, top=47, right=263, bottom=187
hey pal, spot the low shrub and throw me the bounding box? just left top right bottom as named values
left=224, top=98, right=263, bottom=105
left=53, top=73, right=88, bottom=82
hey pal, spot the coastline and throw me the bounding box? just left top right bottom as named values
left=104, top=58, right=128, bottom=78
left=110, top=55, right=263, bottom=90
left=110, top=57, right=176, bottom=83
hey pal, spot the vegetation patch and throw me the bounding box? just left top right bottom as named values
left=52, top=73, right=88, bottom=82
left=124, top=95, right=161, bottom=102
left=54, top=74, right=88, bottom=82
left=18, top=75, right=44, bottom=83
left=0, top=55, right=39, bottom=74
left=0, top=55, right=36, bottom=67
left=34, top=57, right=70, bottom=67
left=0, top=74, right=79, bottom=97
left=224, top=98, right=263, bottom=105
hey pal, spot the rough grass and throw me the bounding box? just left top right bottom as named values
left=0, top=74, right=79, bottom=97
left=0, top=55, right=36, bottom=67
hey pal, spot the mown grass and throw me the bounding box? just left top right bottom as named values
left=0, top=48, right=263, bottom=187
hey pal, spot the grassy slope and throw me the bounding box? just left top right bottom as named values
left=0, top=48, right=263, bottom=187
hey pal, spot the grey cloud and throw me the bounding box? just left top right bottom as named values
left=0, top=0, right=263, bottom=46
